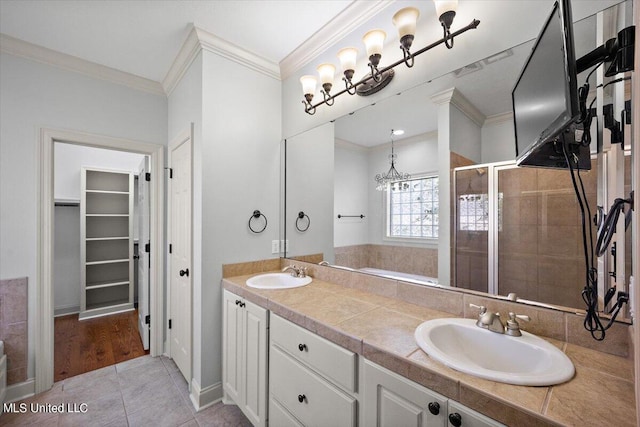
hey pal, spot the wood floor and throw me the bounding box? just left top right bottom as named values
left=54, top=309, right=149, bottom=382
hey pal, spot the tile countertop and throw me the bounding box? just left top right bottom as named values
left=222, top=273, right=636, bottom=427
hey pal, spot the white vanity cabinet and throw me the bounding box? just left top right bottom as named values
left=362, top=360, right=504, bottom=427
left=269, top=314, right=358, bottom=427
left=362, top=359, right=448, bottom=427
left=222, top=290, right=268, bottom=427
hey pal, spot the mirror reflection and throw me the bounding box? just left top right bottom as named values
left=284, top=0, right=632, bottom=321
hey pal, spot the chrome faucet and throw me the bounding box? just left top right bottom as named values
left=469, top=304, right=505, bottom=334
left=282, top=264, right=307, bottom=278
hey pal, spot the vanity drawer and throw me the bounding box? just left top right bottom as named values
left=270, top=314, right=357, bottom=392
left=269, top=397, right=304, bottom=427
left=270, top=345, right=356, bottom=427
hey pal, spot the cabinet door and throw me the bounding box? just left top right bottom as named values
left=447, top=401, right=505, bottom=427
left=363, top=360, right=447, bottom=427
left=222, top=290, right=243, bottom=404
left=242, top=300, right=268, bottom=427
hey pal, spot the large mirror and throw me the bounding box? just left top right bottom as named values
left=284, top=0, right=633, bottom=321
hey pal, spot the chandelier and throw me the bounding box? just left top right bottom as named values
left=300, top=1, right=480, bottom=115
left=375, top=130, right=410, bottom=191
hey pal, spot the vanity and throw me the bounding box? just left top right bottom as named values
left=221, top=261, right=635, bottom=427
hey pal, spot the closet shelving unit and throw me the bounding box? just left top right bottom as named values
left=80, top=167, right=134, bottom=320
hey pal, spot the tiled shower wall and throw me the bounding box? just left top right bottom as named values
left=0, top=277, right=28, bottom=385
left=334, top=244, right=438, bottom=278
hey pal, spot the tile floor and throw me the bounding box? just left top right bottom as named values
left=1, top=355, right=252, bottom=426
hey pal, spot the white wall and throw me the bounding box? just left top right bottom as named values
left=53, top=206, right=80, bottom=314
left=450, top=106, right=482, bottom=163
left=334, top=140, right=368, bottom=248
left=0, top=52, right=167, bottom=379
left=54, top=143, right=145, bottom=201
left=285, top=123, right=334, bottom=259
left=481, top=115, right=516, bottom=163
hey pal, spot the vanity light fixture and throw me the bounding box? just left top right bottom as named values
left=300, top=1, right=478, bottom=114
left=434, top=0, right=459, bottom=49
left=375, top=129, right=410, bottom=191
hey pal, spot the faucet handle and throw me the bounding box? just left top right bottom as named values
left=469, top=303, right=487, bottom=315
left=508, top=312, right=530, bottom=322
left=505, top=312, right=530, bottom=336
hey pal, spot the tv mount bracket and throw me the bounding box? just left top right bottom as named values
left=576, top=25, right=635, bottom=75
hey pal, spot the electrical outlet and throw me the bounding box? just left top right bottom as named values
left=271, top=240, right=280, bottom=254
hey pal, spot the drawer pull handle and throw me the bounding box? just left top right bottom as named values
left=297, top=394, right=306, bottom=403
left=428, top=402, right=440, bottom=415
left=298, top=343, right=307, bottom=352
left=448, top=412, right=462, bottom=427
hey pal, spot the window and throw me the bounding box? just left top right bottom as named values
left=387, top=176, right=439, bottom=239
left=458, top=193, right=503, bottom=231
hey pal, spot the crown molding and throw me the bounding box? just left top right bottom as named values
left=279, top=0, right=395, bottom=80
left=430, top=88, right=486, bottom=127
left=163, top=25, right=280, bottom=95
left=0, top=33, right=165, bottom=96
left=484, top=111, right=513, bottom=126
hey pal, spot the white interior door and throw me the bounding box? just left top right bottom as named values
left=137, top=157, right=150, bottom=350
left=169, top=129, right=192, bottom=383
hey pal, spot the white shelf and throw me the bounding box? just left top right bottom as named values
left=86, top=236, right=129, bottom=241
left=86, top=258, right=129, bottom=266
left=81, top=167, right=134, bottom=321
left=85, top=189, right=129, bottom=195
left=86, top=280, right=130, bottom=290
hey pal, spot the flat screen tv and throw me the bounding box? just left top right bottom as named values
left=512, top=0, right=590, bottom=169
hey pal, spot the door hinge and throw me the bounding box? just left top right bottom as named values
left=145, top=315, right=150, bottom=325
left=144, top=242, right=150, bottom=253
left=145, top=172, right=151, bottom=182
left=169, top=244, right=172, bottom=254
left=168, top=319, right=172, bottom=329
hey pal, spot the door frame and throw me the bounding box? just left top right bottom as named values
left=37, top=127, right=165, bottom=393
left=166, top=125, right=193, bottom=385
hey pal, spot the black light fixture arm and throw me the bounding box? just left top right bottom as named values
left=303, top=19, right=480, bottom=115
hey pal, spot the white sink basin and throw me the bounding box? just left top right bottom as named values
left=246, top=273, right=312, bottom=289
left=414, top=318, right=574, bottom=386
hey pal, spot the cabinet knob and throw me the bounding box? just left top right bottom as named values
left=239, top=302, right=245, bottom=307
left=448, top=412, right=462, bottom=427
left=428, top=401, right=440, bottom=415
left=297, top=394, right=306, bottom=403
left=298, top=343, right=307, bottom=352
left=235, top=300, right=241, bottom=305
left=179, top=268, right=189, bottom=277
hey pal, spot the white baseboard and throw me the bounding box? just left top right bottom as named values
left=189, top=378, right=222, bottom=412
left=6, top=378, right=35, bottom=403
